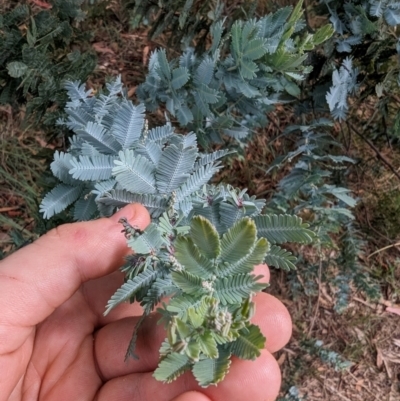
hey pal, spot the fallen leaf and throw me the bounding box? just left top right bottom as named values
left=30, top=0, right=52, bottom=9
left=386, top=306, right=400, bottom=316
left=128, top=86, right=137, bottom=98
left=276, top=352, right=286, bottom=366
left=376, top=347, right=383, bottom=369
left=92, top=42, right=115, bottom=55
left=143, top=45, right=150, bottom=66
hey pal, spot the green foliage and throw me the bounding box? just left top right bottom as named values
left=310, top=0, right=400, bottom=132
left=31, top=0, right=400, bottom=390
left=267, top=120, right=357, bottom=241
left=264, top=119, right=380, bottom=306
left=370, top=189, right=400, bottom=239
left=152, top=216, right=268, bottom=386
left=277, top=386, right=304, bottom=401
left=40, top=77, right=316, bottom=386
left=0, top=1, right=96, bottom=130
left=301, top=338, right=353, bottom=372
left=137, top=2, right=333, bottom=145
left=325, top=57, right=359, bottom=120
left=126, top=0, right=226, bottom=49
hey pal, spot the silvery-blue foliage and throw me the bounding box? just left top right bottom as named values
left=136, top=3, right=333, bottom=144
left=39, top=78, right=316, bottom=380
left=40, top=77, right=315, bottom=273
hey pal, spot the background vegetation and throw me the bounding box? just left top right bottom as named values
left=1, top=0, right=400, bottom=399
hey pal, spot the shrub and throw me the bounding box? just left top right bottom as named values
left=0, top=0, right=96, bottom=131
left=37, top=3, right=394, bottom=380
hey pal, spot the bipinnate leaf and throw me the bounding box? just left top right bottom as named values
left=220, top=237, right=269, bottom=277
left=141, top=277, right=176, bottom=312
left=156, top=143, right=197, bottom=193
left=176, top=318, right=191, bottom=339
left=370, top=1, right=384, bottom=17
left=111, top=101, right=145, bottom=149
left=104, top=268, right=160, bottom=315
left=69, top=155, right=114, bottom=181
left=220, top=218, right=257, bottom=264
left=127, top=223, right=163, bottom=254
left=195, top=56, right=215, bottom=86
left=171, top=67, right=190, bottom=90
left=64, top=80, right=93, bottom=107
left=176, top=104, right=194, bottom=125
left=73, top=196, right=98, bottom=221
left=196, top=331, right=219, bottom=359
left=50, top=151, right=77, bottom=184
left=187, top=306, right=204, bottom=328
left=171, top=270, right=204, bottom=296
left=192, top=346, right=231, bottom=387
left=214, top=274, right=266, bottom=305
left=174, top=236, right=215, bottom=279
left=243, top=38, right=268, bottom=60
left=384, top=6, right=400, bottom=26
left=6, top=61, right=28, bottom=78
left=153, top=353, right=191, bottom=383
left=148, top=123, right=174, bottom=142
left=312, top=24, right=334, bottom=45
left=190, top=216, right=221, bottom=259
left=264, top=245, right=297, bottom=270
left=175, top=163, right=219, bottom=202
left=229, top=325, right=266, bottom=360
left=97, top=190, right=167, bottom=218
left=40, top=183, right=83, bottom=219
left=230, top=20, right=242, bottom=60
left=167, top=294, right=201, bottom=320
left=77, top=122, right=121, bottom=154
left=157, top=49, right=172, bottom=81
left=134, top=141, right=162, bottom=166
left=93, top=75, right=123, bottom=121
left=254, top=214, right=315, bottom=244
left=210, top=20, right=224, bottom=53
left=218, top=201, right=244, bottom=229
left=194, top=149, right=235, bottom=168
left=113, top=150, right=157, bottom=194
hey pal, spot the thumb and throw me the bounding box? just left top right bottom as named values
left=171, top=392, right=212, bottom=401
left=0, top=204, right=150, bottom=352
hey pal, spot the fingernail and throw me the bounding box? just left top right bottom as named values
left=110, top=204, right=137, bottom=223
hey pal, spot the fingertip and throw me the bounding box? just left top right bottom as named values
left=254, top=263, right=270, bottom=284
left=171, top=391, right=212, bottom=401
left=202, top=350, right=282, bottom=401
left=110, top=203, right=151, bottom=229
left=252, top=293, right=292, bottom=353
left=260, top=351, right=282, bottom=400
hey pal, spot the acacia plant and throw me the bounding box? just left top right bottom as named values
left=34, top=0, right=399, bottom=390
left=136, top=0, right=334, bottom=145
left=40, top=77, right=315, bottom=386
left=0, top=0, right=96, bottom=130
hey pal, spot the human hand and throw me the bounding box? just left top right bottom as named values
left=0, top=204, right=292, bottom=401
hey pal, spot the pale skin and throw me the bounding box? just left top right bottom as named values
left=0, top=204, right=292, bottom=401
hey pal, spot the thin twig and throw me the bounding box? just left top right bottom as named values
left=322, top=382, right=353, bottom=401
left=353, top=297, right=377, bottom=310
left=303, top=0, right=314, bottom=33
left=308, top=254, right=322, bottom=336
left=368, top=242, right=400, bottom=259
left=0, top=206, right=20, bottom=213
left=349, top=123, right=400, bottom=181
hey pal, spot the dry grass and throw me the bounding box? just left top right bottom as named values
left=0, top=106, right=50, bottom=254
